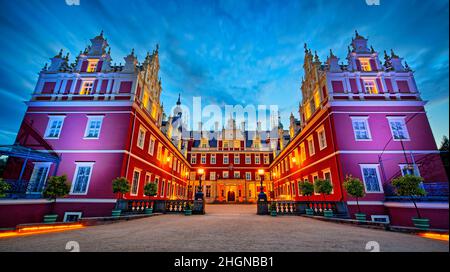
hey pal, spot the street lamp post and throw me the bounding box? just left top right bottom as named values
left=194, top=168, right=205, bottom=214
left=257, top=169, right=268, bottom=215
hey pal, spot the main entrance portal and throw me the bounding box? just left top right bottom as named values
left=227, top=191, right=235, bottom=202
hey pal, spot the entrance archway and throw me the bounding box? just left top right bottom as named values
left=227, top=191, right=235, bottom=202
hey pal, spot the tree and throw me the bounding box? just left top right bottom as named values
left=144, top=182, right=158, bottom=209
left=343, top=175, right=365, bottom=214
left=43, top=175, right=70, bottom=214
left=391, top=175, right=426, bottom=218
left=112, top=177, right=131, bottom=199
left=298, top=181, right=314, bottom=202
left=439, top=135, right=449, bottom=180
left=314, top=179, right=333, bottom=202
left=0, top=178, right=11, bottom=198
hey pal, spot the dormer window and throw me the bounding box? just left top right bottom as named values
left=359, top=58, right=372, bottom=72
left=87, top=60, right=99, bottom=73
left=364, top=81, right=378, bottom=94
left=80, top=81, right=94, bottom=95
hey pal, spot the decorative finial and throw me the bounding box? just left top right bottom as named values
left=314, top=51, right=319, bottom=62
left=177, top=93, right=181, bottom=105
left=370, top=45, right=375, bottom=53
left=107, top=47, right=111, bottom=55
left=304, top=43, right=308, bottom=53
left=100, top=30, right=104, bottom=37
left=155, top=44, right=159, bottom=53
left=131, top=48, right=135, bottom=56
left=405, top=61, right=411, bottom=71
left=329, top=49, right=336, bottom=58
left=65, top=52, right=70, bottom=60
left=355, top=30, right=359, bottom=37
left=390, top=49, right=399, bottom=58
left=42, top=63, right=48, bottom=71
left=58, top=49, right=63, bottom=57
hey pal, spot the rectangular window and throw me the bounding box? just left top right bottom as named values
left=351, top=117, right=372, bottom=140
left=80, top=81, right=94, bottom=95
left=314, top=91, right=321, bottom=109
left=27, top=162, right=51, bottom=194
left=300, top=143, right=306, bottom=162
left=245, top=172, right=252, bottom=180
left=234, top=171, right=240, bottom=179
left=360, top=165, right=383, bottom=193
left=264, top=155, right=269, bottom=164
left=161, top=179, right=165, bottom=197
left=87, top=60, right=99, bottom=73
left=317, top=126, right=327, bottom=150
left=157, top=144, right=162, bottom=161
left=191, top=154, right=197, bottom=164
left=131, top=169, right=141, bottom=196
left=44, top=116, right=65, bottom=139
left=399, top=164, right=420, bottom=177
left=201, top=154, right=206, bottom=164
left=84, top=116, right=104, bottom=139
left=245, top=154, right=251, bottom=164
left=210, top=172, right=216, bottom=181
left=323, top=169, right=334, bottom=194
left=359, top=58, right=372, bottom=72
left=364, top=80, right=378, bottom=94
left=223, top=154, right=229, bottom=164
left=70, top=162, right=94, bottom=195
left=388, top=117, right=410, bottom=140
left=148, top=136, right=156, bottom=155
left=312, top=174, right=319, bottom=195
left=255, top=155, right=261, bottom=164
left=234, top=154, right=240, bottom=164
left=223, top=141, right=229, bottom=149
left=210, top=154, right=216, bottom=164
left=137, top=126, right=146, bottom=149
left=223, top=171, right=229, bottom=179
left=307, top=136, right=315, bottom=156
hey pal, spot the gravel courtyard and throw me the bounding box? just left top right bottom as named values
left=0, top=204, right=447, bottom=252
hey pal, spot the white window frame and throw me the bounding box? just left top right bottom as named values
left=210, top=154, right=216, bottom=164
left=63, top=212, right=83, bottom=222
left=81, top=80, right=94, bottom=95
left=264, top=155, right=269, bottom=165
left=44, top=115, right=66, bottom=139
left=191, top=154, right=197, bottom=164
left=312, top=173, right=319, bottom=195
left=371, top=215, right=390, bottom=224
left=223, top=154, right=229, bottom=164
left=360, top=164, right=384, bottom=193
left=234, top=154, right=240, bottom=164
left=363, top=80, right=378, bottom=94
left=387, top=116, right=410, bottom=141
left=322, top=168, right=334, bottom=194
left=234, top=171, right=240, bottom=179
left=210, top=172, right=216, bottom=181
left=157, top=143, right=163, bottom=161
left=201, top=154, right=206, bottom=164
left=307, top=136, right=315, bottom=156
left=130, top=168, right=141, bottom=196
left=316, top=126, right=327, bottom=150
left=399, top=164, right=421, bottom=177
left=27, top=162, right=52, bottom=194
left=350, top=116, right=372, bottom=141
left=83, top=115, right=104, bottom=139
left=300, top=143, right=306, bottom=162
left=245, top=172, right=252, bottom=181
left=148, top=136, right=156, bottom=155
left=70, top=162, right=94, bottom=195
left=223, top=171, right=229, bottom=179
left=137, top=126, right=146, bottom=149
left=255, top=155, right=261, bottom=164
left=245, top=154, right=251, bottom=164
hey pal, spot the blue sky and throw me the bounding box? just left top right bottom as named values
left=0, top=0, right=448, bottom=145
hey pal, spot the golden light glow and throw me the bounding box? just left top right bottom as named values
left=291, top=157, right=297, bottom=163
left=197, top=168, right=205, bottom=175
left=418, top=232, right=449, bottom=241
left=258, top=169, right=265, bottom=176
left=0, top=224, right=85, bottom=239
left=166, top=156, right=171, bottom=162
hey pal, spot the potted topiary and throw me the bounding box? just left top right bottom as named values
left=298, top=181, right=314, bottom=215
left=184, top=202, right=193, bottom=216
left=0, top=178, right=11, bottom=198
left=143, top=182, right=158, bottom=214
left=343, top=175, right=366, bottom=221
left=314, top=179, right=333, bottom=218
left=270, top=202, right=277, bottom=216
left=112, top=177, right=130, bottom=217
left=42, top=175, right=70, bottom=223
left=391, top=175, right=428, bottom=230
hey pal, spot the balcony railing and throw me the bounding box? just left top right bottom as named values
left=122, top=199, right=195, bottom=214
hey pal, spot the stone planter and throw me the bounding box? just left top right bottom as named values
left=355, top=213, right=366, bottom=221
left=43, top=214, right=58, bottom=223
left=111, top=209, right=122, bottom=217
left=412, top=217, right=430, bottom=230
left=185, top=209, right=192, bottom=216
left=145, top=208, right=153, bottom=214
left=305, top=208, right=314, bottom=216
left=270, top=210, right=277, bottom=217
left=323, top=209, right=334, bottom=218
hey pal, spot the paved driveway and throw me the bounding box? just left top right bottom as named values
left=0, top=204, right=447, bottom=252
